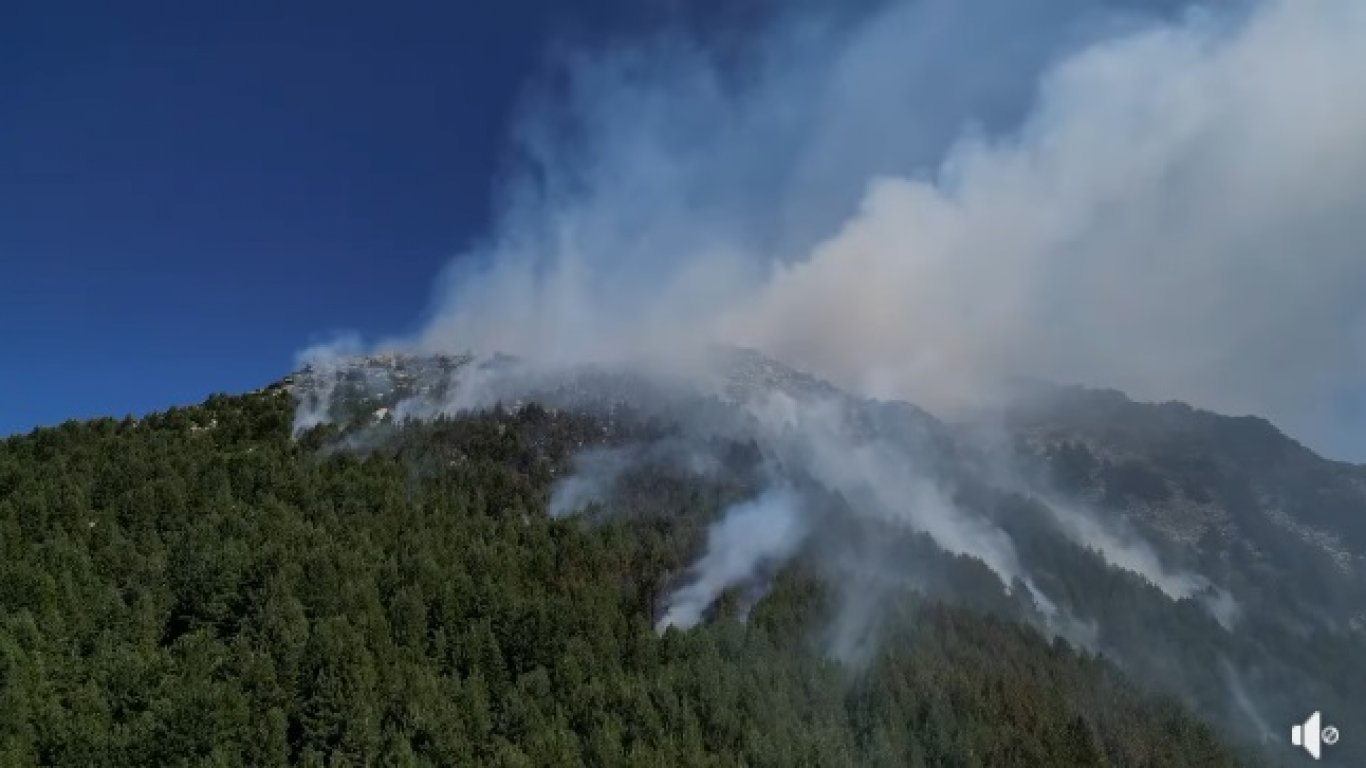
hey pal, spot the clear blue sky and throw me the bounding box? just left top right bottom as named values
left=1, top=0, right=741, bottom=435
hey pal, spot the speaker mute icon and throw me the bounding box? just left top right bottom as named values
left=1292, top=711, right=1339, bottom=760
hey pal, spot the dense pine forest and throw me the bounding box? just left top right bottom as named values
left=0, top=385, right=1247, bottom=766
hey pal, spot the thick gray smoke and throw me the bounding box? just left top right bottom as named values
left=412, top=0, right=1366, bottom=460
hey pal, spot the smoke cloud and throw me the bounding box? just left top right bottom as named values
left=411, top=0, right=1366, bottom=459
left=292, top=0, right=1347, bottom=641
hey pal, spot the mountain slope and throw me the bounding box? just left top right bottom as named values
left=288, top=350, right=1366, bottom=764
left=0, top=384, right=1247, bottom=766
left=1006, top=385, right=1366, bottom=599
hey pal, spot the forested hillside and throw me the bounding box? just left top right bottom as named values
left=0, top=386, right=1245, bottom=766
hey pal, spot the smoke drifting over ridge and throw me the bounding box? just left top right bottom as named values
left=408, top=0, right=1366, bottom=459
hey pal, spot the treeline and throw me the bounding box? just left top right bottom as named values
left=0, top=389, right=1245, bottom=765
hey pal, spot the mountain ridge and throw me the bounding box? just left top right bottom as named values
left=0, top=370, right=1259, bottom=766
left=287, top=349, right=1366, bottom=760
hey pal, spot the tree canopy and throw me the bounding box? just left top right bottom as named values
left=0, top=388, right=1246, bottom=766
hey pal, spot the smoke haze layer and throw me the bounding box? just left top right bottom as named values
left=405, top=0, right=1366, bottom=460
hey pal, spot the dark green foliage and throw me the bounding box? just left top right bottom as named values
left=0, top=390, right=1244, bottom=766
left=1100, top=460, right=1171, bottom=504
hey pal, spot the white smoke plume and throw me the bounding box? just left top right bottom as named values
left=1221, top=659, right=1274, bottom=745
left=291, top=335, right=364, bottom=436
left=547, top=447, right=631, bottom=519
left=739, top=390, right=1046, bottom=606
left=656, top=487, right=809, bottom=632
left=547, top=439, right=725, bottom=519
left=1044, top=497, right=1203, bottom=597
left=1044, top=496, right=1240, bottom=627
left=412, top=0, right=1366, bottom=460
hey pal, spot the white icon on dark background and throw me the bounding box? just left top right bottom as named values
left=1291, top=711, right=1339, bottom=760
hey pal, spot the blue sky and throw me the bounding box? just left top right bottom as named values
left=0, top=0, right=713, bottom=435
